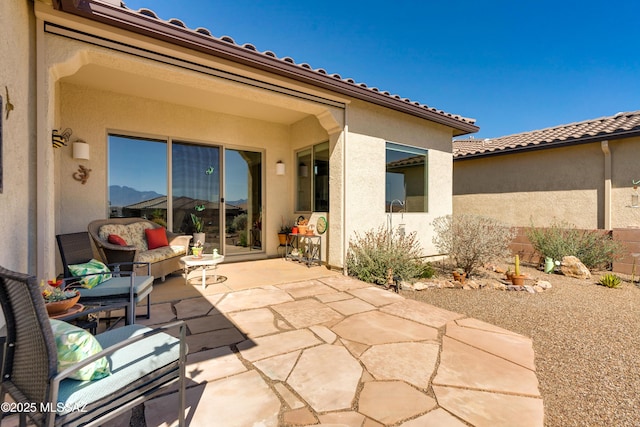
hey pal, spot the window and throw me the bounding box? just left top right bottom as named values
left=108, top=135, right=167, bottom=221
left=385, top=142, right=428, bottom=212
left=296, top=141, right=329, bottom=212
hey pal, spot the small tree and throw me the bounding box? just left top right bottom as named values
left=432, top=214, right=515, bottom=276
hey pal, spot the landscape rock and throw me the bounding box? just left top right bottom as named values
left=560, top=256, right=591, bottom=279
left=536, top=280, right=552, bottom=290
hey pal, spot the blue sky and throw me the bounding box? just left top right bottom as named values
left=122, top=0, right=640, bottom=139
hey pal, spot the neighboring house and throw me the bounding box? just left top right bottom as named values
left=1, top=0, right=478, bottom=279
left=453, top=111, right=640, bottom=231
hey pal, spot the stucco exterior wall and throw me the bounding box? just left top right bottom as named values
left=57, top=82, right=292, bottom=260
left=454, top=143, right=603, bottom=229
left=453, top=137, right=640, bottom=230
left=0, top=0, right=36, bottom=274
left=345, top=100, right=454, bottom=257
left=610, top=137, right=640, bottom=228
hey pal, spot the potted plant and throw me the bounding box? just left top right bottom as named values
left=41, top=279, right=80, bottom=315
left=511, top=254, right=526, bottom=286
left=452, top=268, right=467, bottom=283
left=191, top=240, right=203, bottom=258
left=278, top=224, right=292, bottom=246
left=191, top=213, right=205, bottom=244
left=505, top=267, right=514, bottom=281
left=297, top=217, right=309, bottom=235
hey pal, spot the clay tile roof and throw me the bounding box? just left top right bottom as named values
left=53, top=0, right=478, bottom=134
left=453, top=111, right=640, bottom=159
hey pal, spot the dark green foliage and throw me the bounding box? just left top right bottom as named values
left=346, top=226, right=424, bottom=285
left=527, top=220, right=625, bottom=270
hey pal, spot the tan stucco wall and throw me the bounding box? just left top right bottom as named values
left=0, top=0, right=36, bottom=274
left=57, top=82, right=293, bottom=259
left=345, top=100, right=454, bottom=257
left=453, top=138, right=640, bottom=229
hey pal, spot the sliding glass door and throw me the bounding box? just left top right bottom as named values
left=108, top=135, right=262, bottom=256
left=172, top=142, right=221, bottom=252
left=225, top=149, right=262, bottom=254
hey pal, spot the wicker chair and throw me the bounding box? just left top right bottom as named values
left=0, top=265, right=187, bottom=426
left=56, top=232, right=152, bottom=325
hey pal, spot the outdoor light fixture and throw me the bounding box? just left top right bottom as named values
left=73, top=140, right=90, bottom=160
left=276, top=160, right=285, bottom=175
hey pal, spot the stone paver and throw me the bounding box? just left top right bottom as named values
left=399, top=408, right=469, bottom=427
left=434, top=336, right=540, bottom=396
left=272, top=298, right=344, bottom=328
left=332, top=310, right=439, bottom=345
left=215, top=286, right=293, bottom=312
left=185, top=312, right=236, bottom=334
left=74, top=269, right=542, bottom=427
left=347, top=286, right=405, bottom=306
left=360, top=342, right=439, bottom=387
left=253, top=350, right=301, bottom=381
left=287, top=344, right=362, bottom=412
left=433, top=386, right=544, bottom=427
left=446, top=322, right=536, bottom=370
left=277, top=279, right=338, bottom=299
left=327, top=297, right=376, bottom=315
left=228, top=307, right=280, bottom=337
left=381, top=299, right=465, bottom=328
left=185, top=327, right=245, bottom=353
left=237, top=328, right=320, bottom=362
left=174, top=296, right=219, bottom=318
left=358, top=381, right=437, bottom=425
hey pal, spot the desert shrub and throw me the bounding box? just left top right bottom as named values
left=432, top=214, right=515, bottom=276
left=599, top=273, right=622, bottom=288
left=418, top=262, right=436, bottom=279
left=526, top=220, right=625, bottom=269
left=346, top=226, right=424, bottom=285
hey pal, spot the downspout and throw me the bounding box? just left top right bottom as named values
left=601, top=140, right=611, bottom=230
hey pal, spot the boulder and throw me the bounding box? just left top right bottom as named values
left=560, top=256, right=591, bottom=279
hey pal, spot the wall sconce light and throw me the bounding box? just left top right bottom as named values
left=276, top=160, right=285, bottom=176
left=73, top=139, right=90, bottom=160
left=298, top=162, right=308, bottom=177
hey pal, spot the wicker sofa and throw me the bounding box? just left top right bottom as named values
left=88, top=218, right=191, bottom=281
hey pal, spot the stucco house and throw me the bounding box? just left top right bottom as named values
left=453, top=110, right=640, bottom=230
left=1, top=0, right=478, bottom=280
left=453, top=111, right=640, bottom=273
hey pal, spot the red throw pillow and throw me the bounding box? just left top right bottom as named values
left=108, top=234, right=128, bottom=246
left=145, top=227, right=169, bottom=250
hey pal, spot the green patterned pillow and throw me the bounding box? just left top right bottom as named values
left=68, top=259, right=112, bottom=289
left=49, top=319, right=110, bottom=381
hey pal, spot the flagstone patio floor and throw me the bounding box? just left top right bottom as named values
left=2, top=259, right=544, bottom=426
left=137, top=266, right=543, bottom=426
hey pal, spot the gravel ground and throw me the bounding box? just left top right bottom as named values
left=401, top=263, right=640, bottom=427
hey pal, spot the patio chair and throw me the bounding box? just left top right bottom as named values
left=0, top=265, right=187, bottom=427
left=56, top=232, right=152, bottom=324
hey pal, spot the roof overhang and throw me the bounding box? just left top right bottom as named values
left=52, top=0, right=479, bottom=136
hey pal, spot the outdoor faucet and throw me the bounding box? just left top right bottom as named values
left=388, top=199, right=405, bottom=235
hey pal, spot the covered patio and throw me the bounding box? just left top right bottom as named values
left=53, top=259, right=542, bottom=426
